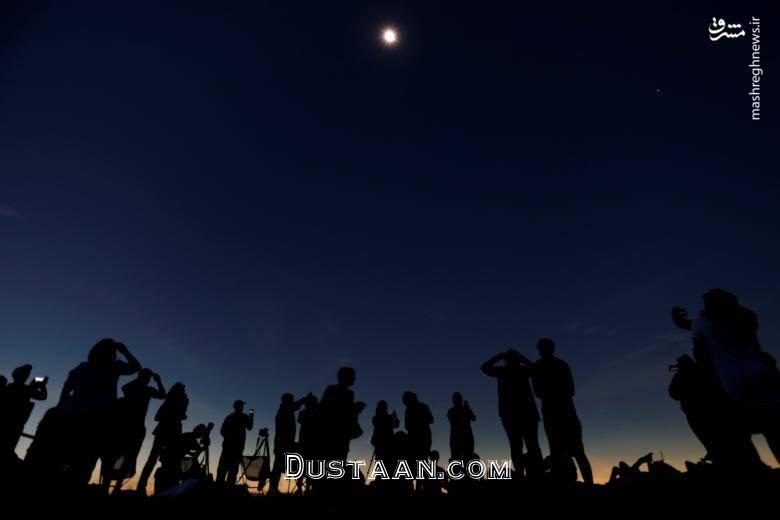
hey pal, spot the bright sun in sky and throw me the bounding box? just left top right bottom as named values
left=382, top=28, right=398, bottom=45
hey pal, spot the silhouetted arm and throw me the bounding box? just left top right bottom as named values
left=564, top=363, right=575, bottom=398
left=481, top=353, right=505, bottom=377
left=247, top=413, right=254, bottom=431
left=515, top=352, right=534, bottom=367
left=465, top=401, right=476, bottom=422
left=150, top=373, right=166, bottom=399
left=671, top=307, right=692, bottom=331
left=115, top=343, right=141, bottom=375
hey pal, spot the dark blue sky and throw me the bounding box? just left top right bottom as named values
left=1, top=1, right=778, bottom=481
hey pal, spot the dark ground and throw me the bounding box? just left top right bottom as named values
left=2, top=469, right=778, bottom=517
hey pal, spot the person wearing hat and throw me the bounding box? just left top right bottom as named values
left=216, top=399, right=253, bottom=485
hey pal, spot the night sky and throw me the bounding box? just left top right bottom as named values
left=1, top=1, right=778, bottom=483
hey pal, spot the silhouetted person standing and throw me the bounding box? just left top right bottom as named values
left=297, top=393, right=318, bottom=458
left=269, top=393, right=307, bottom=494
left=482, top=349, right=542, bottom=478
left=403, top=391, right=433, bottom=461
left=216, top=399, right=253, bottom=486
left=58, top=339, right=141, bottom=485
left=371, top=400, right=399, bottom=464
left=447, top=392, right=476, bottom=460
left=532, top=338, right=593, bottom=485
left=136, top=382, right=188, bottom=494
left=296, top=393, right=319, bottom=493
left=0, top=365, right=47, bottom=459
left=319, top=367, right=366, bottom=462
left=103, top=368, right=166, bottom=493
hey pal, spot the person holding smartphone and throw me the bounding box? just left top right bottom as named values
left=0, top=364, right=47, bottom=459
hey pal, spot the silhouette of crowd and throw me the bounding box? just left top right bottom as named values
left=1, top=288, right=778, bottom=497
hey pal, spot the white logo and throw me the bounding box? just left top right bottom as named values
left=709, top=18, right=745, bottom=41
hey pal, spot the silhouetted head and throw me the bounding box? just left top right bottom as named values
left=138, top=368, right=153, bottom=384
left=504, top=349, right=524, bottom=368
left=337, top=366, right=356, bottom=387
left=537, top=338, right=555, bottom=359
left=430, top=450, right=440, bottom=462
left=702, top=288, right=738, bottom=317
left=170, top=382, right=185, bottom=395
left=376, top=400, right=388, bottom=415
left=304, top=394, right=318, bottom=408
left=193, top=423, right=208, bottom=437
left=233, top=400, right=245, bottom=413
left=281, top=393, right=294, bottom=405
left=452, top=392, right=463, bottom=406
left=12, top=364, right=32, bottom=384
left=88, top=338, right=117, bottom=367
left=402, top=391, right=417, bottom=406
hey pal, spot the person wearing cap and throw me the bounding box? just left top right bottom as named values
left=216, top=399, right=253, bottom=485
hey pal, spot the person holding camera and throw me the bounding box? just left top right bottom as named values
left=481, top=348, right=542, bottom=479
left=216, top=399, right=253, bottom=486
left=155, top=422, right=213, bottom=494
left=0, top=364, right=48, bottom=460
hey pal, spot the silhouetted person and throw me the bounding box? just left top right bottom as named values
left=447, top=392, right=475, bottom=461
left=296, top=393, right=319, bottom=493
left=155, top=422, right=212, bottom=495
left=216, top=399, right=253, bottom=485
left=371, top=400, right=399, bottom=463
left=669, top=350, right=763, bottom=471
left=0, top=364, right=47, bottom=460
left=390, top=430, right=414, bottom=496
left=669, top=353, right=722, bottom=459
left=673, top=290, right=780, bottom=465
left=319, top=367, right=366, bottom=461
left=607, top=452, right=681, bottom=485
left=532, top=338, right=593, bottom=485
left=420, top=450, right=446, bottom=496
left=136, top=382, right=188, bottom=494
left=608, top=452, right=653, bottom=484
left=102, top=368, right=166, bottom=494
left=403, top=391, right=433, bottom=461
left=481, top=349, right=542, bottom=478
left=297, top=393, right=318, bottom=457
left=58, top=339, right=141, bottom=485
left=269, top=393, right=308, bottom=494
